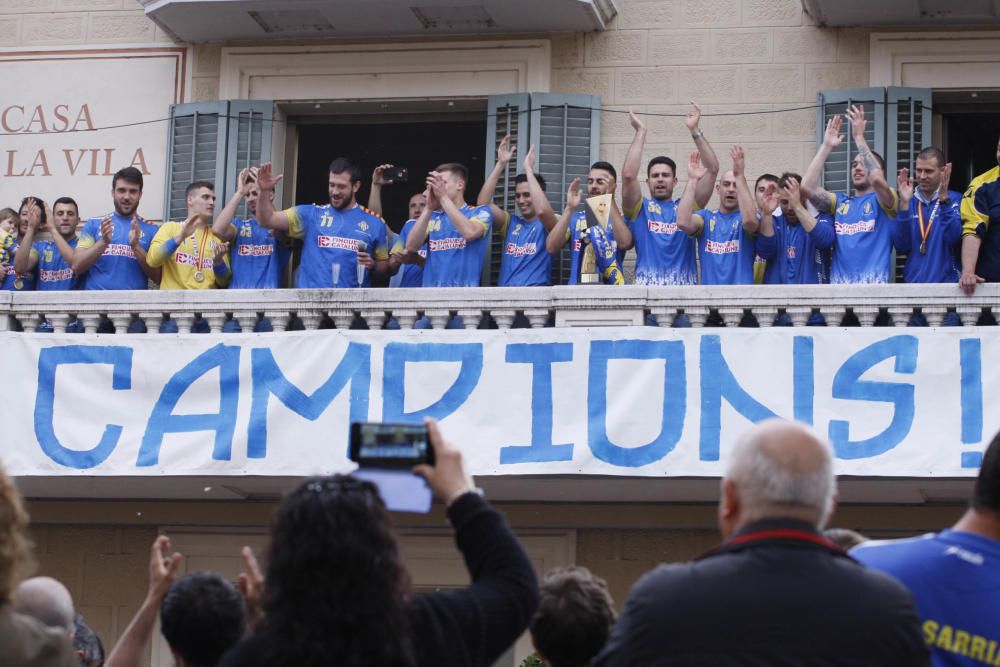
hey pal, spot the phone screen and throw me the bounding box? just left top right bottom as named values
left=349, top=422, right=432, bottom=468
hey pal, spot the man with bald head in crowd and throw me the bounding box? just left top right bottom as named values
left=595, top=420, right=929, bottom=666
left=13, top=577, right=75, bottom=637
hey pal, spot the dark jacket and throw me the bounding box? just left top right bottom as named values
left=220, top=492, right=538, bottom=667
left=594, top=518, right=930, bottom=667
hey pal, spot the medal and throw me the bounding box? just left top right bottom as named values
left=919, top=241, right=926, bottom=255
left=916, top=198, right=939, bottom=256
left=194, top=270, right=205, bottom=283
left=13, top=277, right=23, bottom=289
left=190, top=227, right=210, bottom=286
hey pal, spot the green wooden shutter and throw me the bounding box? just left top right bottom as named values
left=815, top=87, right=886, bottom=194
left=887, top=87, right=932, bottom=282
left=224, top=100, right=274, bottom=217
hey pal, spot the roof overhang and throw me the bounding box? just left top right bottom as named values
left=802, top=0, right=1000, bottom=27
left=140, top=0, right=617, bottom=43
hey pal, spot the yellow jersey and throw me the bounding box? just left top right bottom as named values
left=147, top=222, right=231, bottom=290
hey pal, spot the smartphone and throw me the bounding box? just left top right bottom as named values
left=382, top=166, right=408, bottom=183
left=349, top=421, right=433, bottom=468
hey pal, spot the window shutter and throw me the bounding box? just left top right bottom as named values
left=164, top=100, right=274, bottom=222
left=164, top=102, right=228, bottom=222
left=815, top=88, right=886, bottom=194
left=886, top=87, right=932, bottom=282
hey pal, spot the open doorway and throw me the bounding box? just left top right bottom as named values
left=294, top=113, right=487, bottom=232
left=935, top=90, right=1000, bottom=193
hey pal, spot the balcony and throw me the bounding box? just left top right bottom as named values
left=1, top=283, right=997, bottom=332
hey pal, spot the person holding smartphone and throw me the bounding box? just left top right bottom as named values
left=219, top=418, right=539, bottom=667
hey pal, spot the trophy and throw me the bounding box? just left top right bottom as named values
left=579, top=194, right=612, bottom=284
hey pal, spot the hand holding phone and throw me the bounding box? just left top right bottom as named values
left=382, top=166, right=408, bottom=183
left=412, top=418, right=476, bottom=505
left=349, top=421, right=434, bottom=468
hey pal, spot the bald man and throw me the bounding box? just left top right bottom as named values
left=595, top=420, right=929, bottom=666
left=13, top=577, right=75, bottom=636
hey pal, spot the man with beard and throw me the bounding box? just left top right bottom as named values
left=71, top=166, right=160, bottom=289
left=801, top=106, right=898, bottom=284
left=255, top=158, right=389, bottom=288
left=14, top=197, right=84, bottom=291
left=618, top=102, right=720, bottom=286
left=756, top=173, right=834, bottom=285
left=477, top=137, right=557, bottom=286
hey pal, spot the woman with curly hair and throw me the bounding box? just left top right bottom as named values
left=0, top=461, right=78, bottom=666
left=221, top=419, right=539, bottom=667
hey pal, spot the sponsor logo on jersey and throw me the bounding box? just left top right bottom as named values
left=505, top=242, right=537, bottom=257
left=648, top=219, right=679, bottom=234
left=40, top=268, right=74, bottom=282
left=317, top=235, right=362, bottom=251
left=428, top=237, right=467, bottom=251
left=238, top=244, right=274, bottom=257
left=102, top=243, right=137, bottom=259
left=834, top=219, right=876, bottom=235
left=704, top=239, right=739, bottom=254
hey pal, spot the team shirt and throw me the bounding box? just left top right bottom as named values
left=390, top=218, right=426, bottom=288
left=693, top=208, right=756, bottom=285
left=77, top=213, right=158, bottom=290
left=421, top=203, right=493, bottom=287
left=32, top=237, right=81, bottom=290
left=2, top=242, right=35, bottom=291
left=852, top=530, right=1000, bottom=666
left=285, top=202, right=389, bottom=288
left=893, top=189, right=963, bottom=284
left=227, top=217, right=291, bottom=289
left=496, top=211, right=552, bottom=287
left=822, top=190, right=898, bottom=284
left=147, top=223, right=231, bottom=290
left=566, top=210, right=620, bottom=285
left=624, top=197, right=697, bottom=285
left=961, top=166, right=1000, bottom=282
left=756, top=213, right=835, bottom=285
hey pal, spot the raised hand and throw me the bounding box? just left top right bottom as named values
left=781, top=175, right=802, bottom=205
left=256, top=162, right=284, bottom=191
left=846, top=104, right=866, bottom=141
left=822, top=115, right=844, bottom=149
left=213, top=240, right=229, bottom=265
left=147, top=536, right=182, bottom=599
left=25, top=198, right=42, bottom=231
left=687, top=151, right=708, bottom=181
left=684, top=101, right=702, bottom=132
left=427, top=171, right=448, bottom=200
left=566, top=177, right=583, bottom=209
left=99, top=215, right=114, bottom=243
left=238, top=546, right=265, bottom=631
left=523, top=144, right=537, bottom=173
left=761, top=182, right=780, bottom=214
left=730, top=145, right=746, bottom=178
left=497, top=134, right=515, bottom=164
left=939, top=162, right=953, bottom=199
left=628, top=107, right=646, bottom=132
left=237, top=167, right=253, bottom=195
left=128, top=219, right=142, bottom=247
left=896, top=167, right=914, bottom=207
left=423, top=185, right=438, bottom=212
left=179, top=213, right=200, bottom=240
left=413, top=418, right=475, bottom=505
left=372, top=163, right=395, bottom=186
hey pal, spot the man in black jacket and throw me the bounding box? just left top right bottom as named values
left=594, top=419, right=929, bottom=667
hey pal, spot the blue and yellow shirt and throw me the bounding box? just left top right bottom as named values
left=33, top=237, right=81, bottom=291
left=77, top=213, right=157, bottom=290
left=825, top=190, right=897, bottom=284
left=496, top=211, right=552, bottom=287
left=422, top=203, right=493, bottom=288
left=961, top=166, right=1000, bottom=282
left=228, top=217, right=290, bottom=289
left=693, top=208, right=756, bottom=285
left=286, top=203, right=389, bottom=288
left=625, top=197, right=697, bottom=286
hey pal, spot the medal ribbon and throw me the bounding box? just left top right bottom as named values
left=916, top=198, right=940, bottom=251
left=190, top=227, right=210, bottom=271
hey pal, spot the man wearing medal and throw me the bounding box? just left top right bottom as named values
left=147, top=181, right=231, bottom=290
left=892, top=147, right=962, bottom=284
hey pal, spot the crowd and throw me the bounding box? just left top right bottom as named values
left=2, top=103, right=999, bottom=321
left=1, top=417, right=997, bottom=666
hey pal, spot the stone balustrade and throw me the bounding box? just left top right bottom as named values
left=1, top=284, right=997, bottom=333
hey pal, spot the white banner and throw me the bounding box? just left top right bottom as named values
left=1, top=328, right=996, bottom=478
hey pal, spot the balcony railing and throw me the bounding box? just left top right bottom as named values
left=1, top=284, right=997, bottom=333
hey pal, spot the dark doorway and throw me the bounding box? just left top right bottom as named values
left=943, top=112, right=1000, bottom=194
left=294, top=118, right=487, bottom=232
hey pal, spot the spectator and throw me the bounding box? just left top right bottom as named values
left=530, top=567, right=616, bottom=667
left=0, top=459, right=77, bottom=666
left=478, top=138, right=558, bottom=286
left=71, top=167, right=160, bottom=291
left=4, top=197, right=45, bottom=292
left=852, top=430, right=1000, bottom=665
left=220, top=419, right=538, bottom=667
left=802, top=106, right=898, bottom=284
left=959, top=134, right=1000, bottom=294
left=893, top=148, right=963, bottom=285
left=213, top=167, right=290, bottom=292
left=0, top=207, right=17, bottom=235
left=594, top=419, right=929, bottom=666
left=406, top=163, right=494, bottom=288
left=676, top=146, right=759, bottom=285
left=824, top=527, right=869, bottom=551
left=13, top=577, right=74, bottom=635
left=72, top=615, right=104, bottom=667
left=147, top=181, right=230, bottom=290
left=104, top=536, right=246, bottom=667
left=255, top=158, right=389, bottom=288
left=545, top=160, right=626, bottom=285
left=620, top=104, right=719, bottom=287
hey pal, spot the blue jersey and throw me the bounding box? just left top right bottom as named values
left=286, top=203, right=388, bottom=289
left=422, top=204, right=493, bottom=287
left=625, top=197, right=697, bottom=285
left=756, top=213, right=835, bottom=285
left=391, top=218, right=426, bottom=288
left=2, top=242, right=35, bottom=291
left=497, top=213, right=552, bottom=287
left=852, top=530, right=1000, bottom=667
left=567, top=210, right=619, bottom=285
left=34, top=237, right=81, bottom=290
left=229, top=217, right=291, bottom=289
left=893, top=190, right=963, bottom=284
left=826, top=191, right=897, bottom=284
left=694, top=208, right=756, bottom=285
left=77, top=213, right=157, bottom=290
